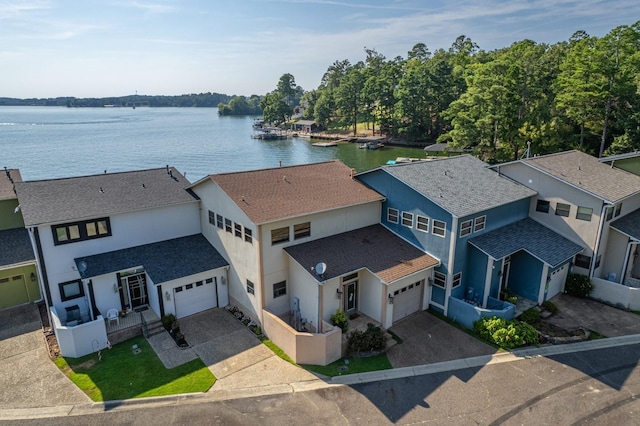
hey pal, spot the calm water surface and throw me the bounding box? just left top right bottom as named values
left=0, top=106, right=425, bottom=182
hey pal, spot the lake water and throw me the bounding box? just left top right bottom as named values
left=0, top=106, right=426, bottom=182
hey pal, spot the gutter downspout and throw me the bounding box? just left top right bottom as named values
left=30, top=226, right=53, bottom=327
left=621, top=241, right=639, bottom=284
left=257, top=224, right=265, bottom=324
left=443, top=217, right=458, bottom=315
left=589, top=203, right=609, bottom=278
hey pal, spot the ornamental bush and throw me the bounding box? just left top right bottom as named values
left=348, top=323, right=386, bottom=353
left=473, top=316, right=539, bottom=349
left=518, top=307, right=541, bottom=325
left=564, top=273, right=594, bottom=298
left=330, top=309, right=349, bottom=334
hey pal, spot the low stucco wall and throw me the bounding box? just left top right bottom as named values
left=51, top=306, right=108, bottom=358
left=591, top=277, right=640, bottom=311
left=447, top=296, right=515, bottom=329
left=262, top=309, right=342, bottom=366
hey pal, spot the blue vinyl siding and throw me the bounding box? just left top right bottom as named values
left=466, top=245, right=489, bottom=301
left=507, top=251, right=543, bottom=301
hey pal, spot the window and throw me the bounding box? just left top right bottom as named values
left=401, top=211, right=413, bottom=227
left=556, top=203, right=571, bottom=217
left=387, top=208, right=399, bottom=224
left=432, top=220, right=446, bottom=237
left=59, top=279, right=84, bottom=301
left=244, top=228, right=253, bottom=244
left=273, top=281, right=286, bottom=298
left=186, top=283, right=193, bottom=290
left=271, top=227, right=289, bottom=245
left=208, top=210, right=215, bottom=225
left=216, top=214, right=223, bottom=229
left=615, top=203, right=622, bottom=217
left=52, top=218, right=111, bottom=245
left=576, top=206, right=593, bottom=221
left=433, top=271, right=446, bottom=288
left=294, top=222, right=311, bottom=239
left=574, top=254, right=591, bottom=269
left=205, top=278, right=214, bottom=284
left=459, top=219, right=473, bottom=237
left=474, top=216, right=486, bottom=233
left=225, top=218, right=232, bottom=233
left=536, top=199, right=550, bottom=213
left=246, top=280, right=255, bottom=295
left=234, top=222, right=242, bottom=238
left=452, top=272, right=462, bottom=288
left=196, top=281, right=203, bottom=287
left=416, top=215, right=429, bottom=233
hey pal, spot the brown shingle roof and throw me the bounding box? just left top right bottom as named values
left=0, top=169, right=22, bottom=201
left=523, top=150, right=640, bottom=203
left=14, top=167, right=196, bottom=226
left=284, top=224, right=439, bottom=283
left=202, top=161, right=384, bottom=224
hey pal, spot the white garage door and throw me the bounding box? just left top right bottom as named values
left=392, top=281, right=423, bottom=323
left=547, top=264, right=568, bottom=300
left=174, top=278, right=218, bottom=319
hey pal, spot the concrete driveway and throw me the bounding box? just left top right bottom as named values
left=0, top=304, right=88, bottom=409
left=179, top=309, right=318, bottom=391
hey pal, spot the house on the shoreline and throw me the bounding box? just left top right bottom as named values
left=0, top=169, right=42, bottom=310
left=13, top=167, right=228, bottom=357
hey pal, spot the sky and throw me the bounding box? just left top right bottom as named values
left=1, top=0, right=639, bottom=99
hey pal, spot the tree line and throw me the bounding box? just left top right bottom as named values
left=262, top=21, right=640, bottom=161
left=0, top=92, right=231, bottom=108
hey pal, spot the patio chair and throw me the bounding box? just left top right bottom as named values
left=107, top=308, right=119, bottom=326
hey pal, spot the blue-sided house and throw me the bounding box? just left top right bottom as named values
left=357, top=155, right=582, bottom=328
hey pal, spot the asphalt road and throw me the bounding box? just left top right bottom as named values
left=8, top=343, right=640, bottom=425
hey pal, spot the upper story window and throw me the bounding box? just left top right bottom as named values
left=244, top=228, right=253, bottom=244
left=474, top=216, right=486, bottom=232
left=432, top=220, right=446, bottom=237
left=556, top=203, right=571, bottom=217
left=52, top=217, right=111, bottom=245
left=208, top=210, right=215, bottom=225
left=401, top=211, right=413, bottom=227
left=433, top=271, right=446, bottom=288
left=225, top=218, right=232, bottom=233
left=234, top=222, right=242, bottom=238
left=271, top=226, right=289, bottom=245
left=536, top=199, right=550, bottom=213
left=416, top=215, right=429, bottom=233
left=452, top=272, right=462, bottom=288
left=614, top=203, right=622, bottom=217
left=246, top=280, right=255, bottom=295
left=294, top=222, right=311, bottom=239
left=387, top=208, right=399, bottom=224
left=273, top=280, right=287, bottom=298
left=576, top=206, right=593, bottom=222
left=216, top=214, right=223, bottom=229
left=459, top=219, right=473, bottom=237
left=59, top=279, right=84, bottom=301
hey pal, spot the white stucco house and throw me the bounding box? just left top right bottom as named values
left=189, top=160, right=439, bottom=365
left=14, top=167, right=228, bottom=357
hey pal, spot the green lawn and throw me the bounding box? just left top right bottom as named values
left=302, top=354, right=392, bottom=377
left=55, top=336, right=215, bottom=401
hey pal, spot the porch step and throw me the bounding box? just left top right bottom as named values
left=145, top=320, right=166, bottom=337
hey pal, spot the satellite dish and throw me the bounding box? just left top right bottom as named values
left=315, top=262, right=327, bottom=276
left=78, top=261, right=88, bottom=273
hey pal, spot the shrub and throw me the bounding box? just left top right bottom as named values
left=565, top=273, right=594, bottom=298
left=541, top=300, right=558, bottom=314
left=519, top=308, right=541, bottom=325
left=506, top=296, right=518, bottom=305
left=473, top=316, right=539, bottom=349
left=330, top=309, right=349, bottom=334
left=348, top=323, right=386, bottom=353
left=161, top=314, right=177, bottom=331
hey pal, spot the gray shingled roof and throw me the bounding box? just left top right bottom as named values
left=469, top=218, right=583, bottom=268
left=14, top=167, right=197, bottom=227
left=382, top=155, right=536, bottom=217
left=0, top=169, right=21, bottom=201
left=0, top=228, right=35, bottom=267
left=522, top=150, right=640, bottom=203
left=74, top=234, right=228, bottom=284
left=611, top=208, right=640, bottom=241
left=599, top=150, right=640, bottom=163
left=284, top=224, right=439, bottom=283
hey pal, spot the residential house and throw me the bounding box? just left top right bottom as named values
left=292, top=120, right=319, bottom=134
left=13, top=167, right=228, bottom=357
left=0, top=169, right=42, bottom=310
left=189, top=160, right=439, bottom=365
left=599, top=151, right=640, bottom=176
left=357, top=155, right=582, bottom=327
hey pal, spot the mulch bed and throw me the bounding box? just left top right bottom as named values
left=38, top=302, right=60, bottom=359
left=534, top=319, right=589, bottom=344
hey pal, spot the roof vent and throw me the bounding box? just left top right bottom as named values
left=99, top=187, right=104, bottom=193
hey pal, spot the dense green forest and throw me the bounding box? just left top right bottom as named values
left=217, top=94, right=262, bottom=115
left=0, top=92, right=230, bottom=108
left=261, top=21, right=640, bottom=162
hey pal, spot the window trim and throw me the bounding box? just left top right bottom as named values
left=576, top=206, right=593, bottom=222
left=244, top=227, right=253, bottom=244
left=536, top=199, right=550, bottom=213
left=452, top=272, right=462, bottom=288
left=459, top=219, right=473, bottom=237
left=52, top=217, right=111, bottom=246
left=474, top=215, right=486, bottom=233
left=387, top=208, right=399, bottom=224
left=432, top=219, right=446, bottom=237
left=273, top=280, right=287, bottom=298
left=216, top=214, right=223, bottom=229
left=416, top=215, right=429, bottom=233
left=234, top=222, right=242, bottom=238
left=433, top=271, right=446, bottom=288
left=59, top=279, right=85, bottom=302
left=555, top=203, right=571, bottom=217
left=401, top=211, right=413, bottom=228
left=271, top=226, right=290, bottom=245
left=225, top=218, right=233, bottom=233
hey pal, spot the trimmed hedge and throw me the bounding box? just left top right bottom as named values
left=473, top=316, right=539, bottom=349
left=348, top=323, right=386, bottom=353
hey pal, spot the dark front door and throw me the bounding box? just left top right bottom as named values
left=128, top=274, right=147, bottom=309
left=344, top=281, right=357, bottom=315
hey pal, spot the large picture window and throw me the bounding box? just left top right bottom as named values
left=59, top=279, right=84, bottom=301
left=52, top=218, right=111, bottom=245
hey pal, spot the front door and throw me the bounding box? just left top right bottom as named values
left=344, top=281, right=357, bottom=315
left=500, top=256, right=511, bottom=295
left=119, top=272, right=148, bottom=310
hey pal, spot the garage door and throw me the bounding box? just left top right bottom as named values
left=173, top=278, right=218, bottom=319
left=392, top=281, right=423, bottom=323
left=0, top=275, right=29, bottom=310
left=547, top=264, right=568, bottom=300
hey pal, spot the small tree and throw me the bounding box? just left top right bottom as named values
left=565, top=274, right=594, bottom=298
